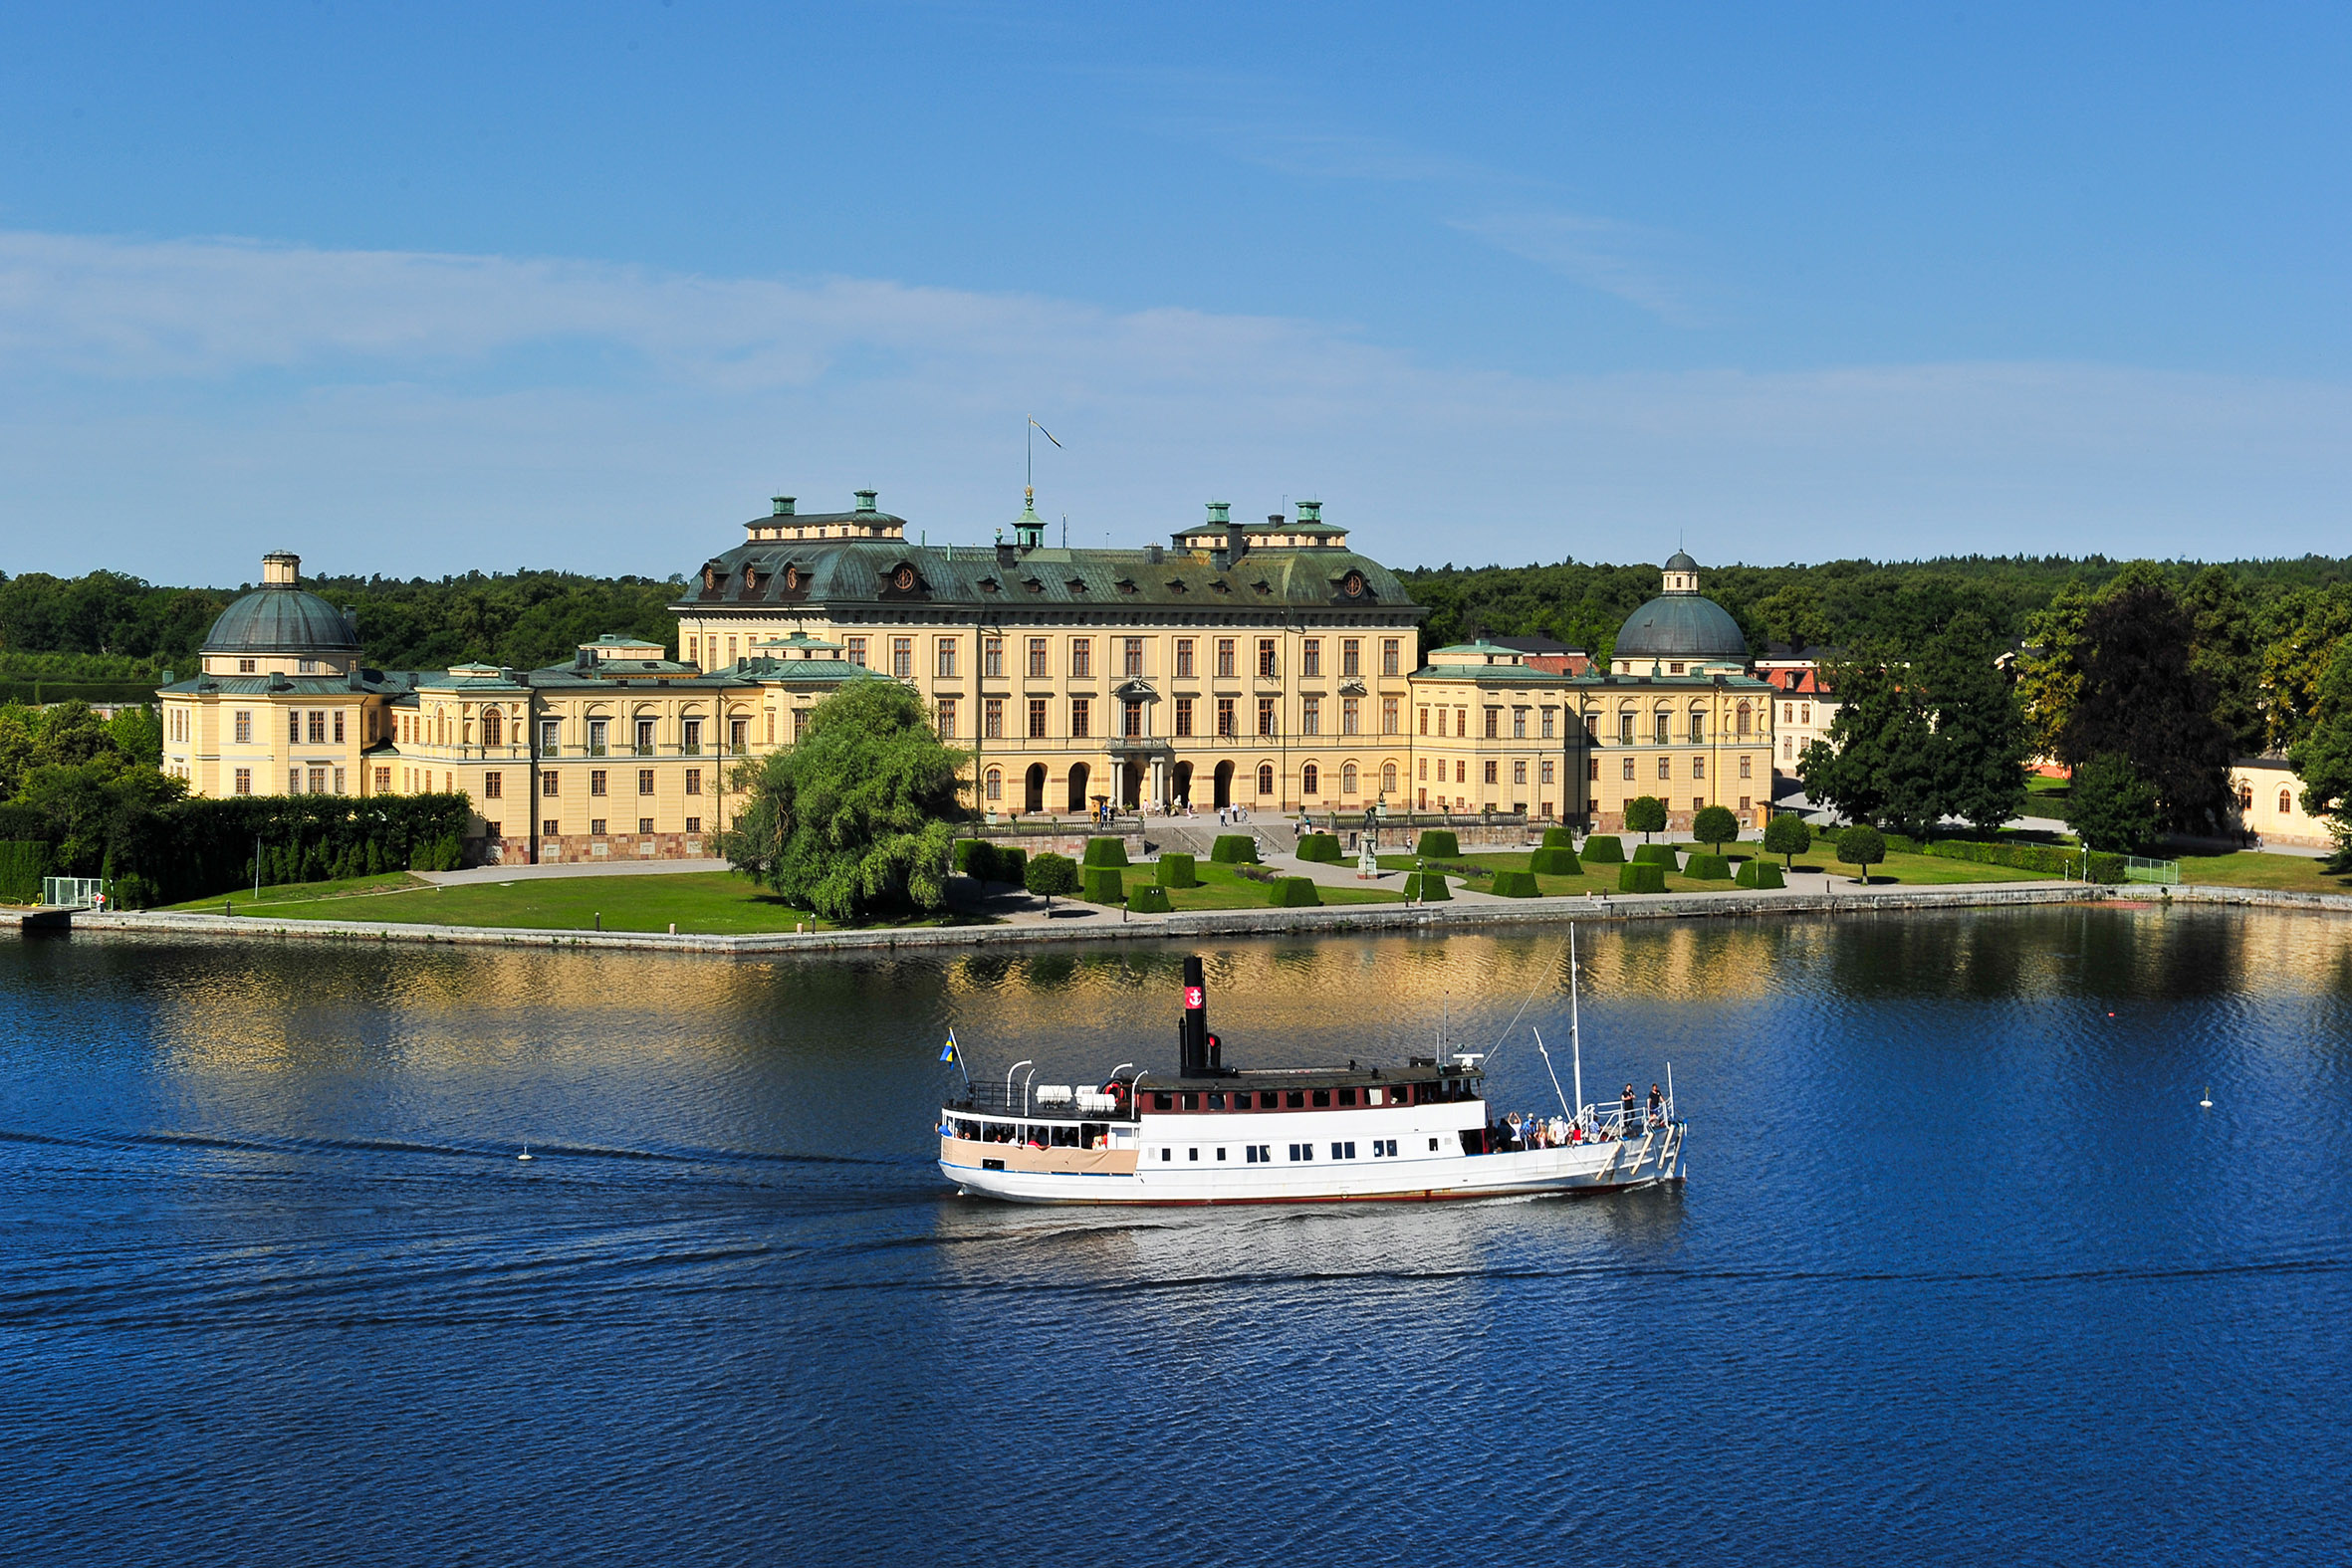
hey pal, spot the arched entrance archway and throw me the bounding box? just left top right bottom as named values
left=1024, top=764, right=1047, bottom=814
left=1066, top=762, right=1090, bottom=814
left=1212, top=760, right=1233, bottom=809
left=1172, top=761, right=1193, bottom=810
left=1120, top=760, right=1142, bottom=810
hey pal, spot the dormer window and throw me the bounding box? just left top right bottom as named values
left=978, top=575, right=1002, bottom=593
left=1023, top=576, right=1045, bottom=593
left=1166, top=579, right=1188, bottom=593
left=1115, top=578, right=1139, bottom=594
left=1252, top=579, right=1272, bottom=594
left=1066, top=577, right=1088, bottom=592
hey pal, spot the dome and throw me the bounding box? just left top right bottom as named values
left=1664, top=549, right=1700, bottom=572
left=1613, top=593, right=1748, bottom=662
left=202, top=554, right=360, bottom=657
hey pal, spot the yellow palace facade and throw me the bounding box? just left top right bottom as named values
left=158, top=504, right=1772, bottom=864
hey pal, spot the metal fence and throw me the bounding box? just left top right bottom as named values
left=2123, top=856, right=2182, bottom=885
left=41, top=877, right=109, bottom=909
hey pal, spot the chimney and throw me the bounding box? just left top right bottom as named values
left=854, top=490, right=878, bottom=514
left=262, top=552, right=301, bottom=586
left=1178, top=955, right=1209, bottom=1077
left=772, top=496, right=796, bottom=517
left=1145, top=544, right=1164, bottom=564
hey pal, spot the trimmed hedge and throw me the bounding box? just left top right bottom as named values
left=994, top=845, right=1028, bottom=887
left=1617, top=862, right=1668, bottom=893
left=1082, top=837, right=1129, bottom=868
left=1529, top=846, right=1582, bottom=875
left=1156, top=852, right=1198, bottom=888
left=1540, top=826, right=1575, bottom=849
left=1268, top=875, right=1321, bottom=908
left=1684, top=852, right=1732, bottom=880
left=1632, top=843, right=1680, bottom=867
left=1296, top=832, right=1343, bottom=863
left=1581, top=834, right=1625, bottom=864
left=1735, top=858, right=1785, bottom=889
left=1416, top=829, right=1460, bottom=857
left=952, top=838, right=988, bottom=874
left=1884, top=833, right=2127, bottom=884
left=1489, top=869, right=1540, bottom=898
left=1128, top=885, right=1173, bottom=914
left=1402, top=869, right=1451, bottom=901
left=0, top=840, right=52, bottom=904
left=1079, top=866, right=1127, bottom=904
left=1211, top=834, right=1260, bottom=863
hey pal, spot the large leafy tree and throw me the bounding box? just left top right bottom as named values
left=1798, top=655, right=1942, bottom=838
left=1920, top=611, right=2030, bottom=835
left=2289, top=640, right=2352, bottom=866
left=2069, top=754, right=2161, bottom=855
left=2258, top=584, right=2352, bottom=753
left=2181, top=566, right=2267, bottom=755
left=722, top=679, right=967, bottom=922
left=2056, top=577, right=2234, bottom=833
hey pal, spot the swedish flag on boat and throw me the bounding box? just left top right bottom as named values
left=939, top=1032, right=959, bottom=1064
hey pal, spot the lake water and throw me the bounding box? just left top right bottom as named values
left=3, top=908, right=2349, bottom=1564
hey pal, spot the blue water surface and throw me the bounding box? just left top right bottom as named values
left=2, top=906, right=2348, bottom=1564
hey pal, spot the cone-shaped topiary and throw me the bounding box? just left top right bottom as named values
left=1128, top=884, right=1173, bottom=913
left=1734, top=858, right=1785, bottom=889
left=1211, top=834, right=1259, bottom=863
left=1529, top=847, right=1582, bottom=875
left=1156, top=852, right=1197, bottom=888
left=1581, top=834, right=1625, bottom=863
left=1617, top=862, right=1668, bottom=893
left=1402, top=870, right=1451, bottom=901
left=1082, top=837, right=1129, bottom=867
left=1684, top=853, right=1732, bottom=880
left=1490, top=869, right=1540, bottom=897
left=1268, top=875, right=1321, bottom=907
left=1416, top=829, right=1460, bottom=857
left=1080, top=866, right=1127, bottom=903
left=1296, top=832, right=1343, bottom=863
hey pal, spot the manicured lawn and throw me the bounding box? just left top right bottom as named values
left=2177, top=850, right=2352, bottom=896
left=169, top=870, right=879, bottom=934
left=1375, top=846, right=2045, bottom=893
left=2020, top=780, right=2073, bottom=821
left=1113, top=861, right=1400, bottom=910
left=162, top=871, right=428, bottom=912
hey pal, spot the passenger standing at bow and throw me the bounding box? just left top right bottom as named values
left=1648, top=1083, right=1665, bottom=1128
left=1621, top=1084, right=1636, bottom=1131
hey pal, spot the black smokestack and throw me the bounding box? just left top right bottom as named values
left=1180, top=955, right=1207, bottom=1077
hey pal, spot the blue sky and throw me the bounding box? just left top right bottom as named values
left=1, top=2, right=2347, bottom=582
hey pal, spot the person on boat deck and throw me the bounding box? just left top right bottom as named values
left=1648, top=1083, right=1665, bottom=1126
left=1621, top=1085, right=1636, bottom=1127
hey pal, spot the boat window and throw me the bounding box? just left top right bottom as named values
left=1337, top=1088, right=1358, bottom=1106
left=1160, top=1149, right=1172, bottom=1161
left=1428, top=1138, right=1440, bottom=1151
left=1289, top=1143, right=1311, bottom=1161
left=1311, top=1090, right=1331, bottom=1108
left=1260, top=1091, right=1281, bottom=1108
left=1181, top=1092, right=1200, bottom=1110
left=1286, top=1091, right=1305, bottom=1109
left=1216, top=1147, right=1227, bottom=1161
left=1367, top=1089, right=1384, bottom=1106
left=1082, top=1123, right=1106, bottom=1145
left=1330, top=1142, right=1356, bottom=1159
left=1188, top=1148, right=1199, bottom=1161
left=1207, top=1092, right=1225, bottom=1109
left=1154, top=1093, right=1174, bottom=1110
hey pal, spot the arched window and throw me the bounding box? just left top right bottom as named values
left=1382, top=763, right=1398, bottom=795
left=1653, top=707, right=1671, bottom=744
left=1301, top=763, right=1320, bottom=796
left=1341, top=762, right=1358, bottom=795
left=1736, top=702, right=1752, bottom=737
left=2238, top=784, right=2253, bottom=810
left=1690, top=708, right=1707, bottom=743
left=483, top=710, right=502, bottom=747
left=2280, top=788, right=2293, bottom=814
left=1257, top=764, right=1276, bottom=796
left=986, top=768, right=1002, bottom=801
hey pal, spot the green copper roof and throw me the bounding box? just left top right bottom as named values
left=1613, top=593, right=1748, bottom=661
left=200, top=584, right=362, bottom=656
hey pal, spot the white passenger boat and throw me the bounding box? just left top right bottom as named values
left=937, top=951, right=1686, bottom=1206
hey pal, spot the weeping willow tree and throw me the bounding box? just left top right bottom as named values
left=722, top=678, right=967, bottom=922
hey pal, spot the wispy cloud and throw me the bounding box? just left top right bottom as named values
left=1447, top=210, right=1704, bottom=326
left=0, top=230, right=2346, bottom=580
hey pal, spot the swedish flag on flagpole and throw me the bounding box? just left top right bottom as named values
left=939, top=1027, right=971, bottom=1087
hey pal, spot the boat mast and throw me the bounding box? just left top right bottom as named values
left=1569, top=925, right=1584, bottom=1121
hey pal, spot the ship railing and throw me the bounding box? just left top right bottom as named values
left=1499, top=1098, right=1678, bottom=1147
left=944, top=1080, right=1139, bottom=1122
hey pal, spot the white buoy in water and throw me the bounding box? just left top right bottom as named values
left=518, top=1144, right=535, bottom=1161
left=2199, top=1087, right=2212, bottom=1108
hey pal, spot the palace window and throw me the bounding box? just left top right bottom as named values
left=590, top=818, right=606, bottom=837
left=1341, top=762, right=1358, bottom=795
left=542, top=771, right=560, bottom=795
left=1302, top=763, right=1320, bottom=796
left=1071, top=638, right=1092, bottom=678
left=1622, top=758, right=1636, bottom=781
left=1341, top=697, right=1360, bottom=735
left=1122, top=700, right=1144, bottom=739
left=1029, top=699, right=1049, bottom=739
left=1071, top=698, right=1090, bottom=739
left=1255, top=639, right=1277, bottom=679
left=1513, top=760, right=1527, bottom=785
left=1618, top=713, right=1635, bottom=744
left=1456, top=709, right=1468, bottom=737
left=1258, top=697, right=1277, bottom=738
left=335, top=711, right=347, bottom=743
left=845, top=637, right=866, bottom=668
left=793, top=710, right=810, bottom=741
left=1028, top=638, right=1049, bottom=678
left=373, top=767, right=390, bottom=792
left=1737, top=703, right=1752, bottom=736
left=936, top=639, right=958, bottom=678
left=1341, top=638, right=1360, bottom=677
left=588, top=719, right=608, bottom=756
left=239, top=658, right=256, bottom=674
left=1540, top=759, right=1555, bottom=785
left=1485, top=709, right=1501, bottom=740
left=891, top=637, right=913, bottom=679
left=309, top=766, right=329, bottom=793
left=1301, top=696, right=1320, bottom=736
left=1485, top=761, right=1499, bottom=785
left=1301, top=639, right=1321, bottom=678
left=1653, top=710, right=1670, bottom=744
left=1383, top=697, right=1399, bottom=735
left=1217, top=697, right=1236, bottom=738
left=638, top=769, right=655, bottom=795
left=1784, top=703, right=1794, bottom=722
left=1541, top=708, right=1555, bottom=740
left=1258, top=764, right=1275, bottom=796
left=484, top=711, right=502, bottom=747
left=485, top=772, right=503, bottom=799
left=543, top=820, right=559, bottom=837
left=983, top=638, right=1004, bottom=678
left=985, top=699, right=1004, bottom=739
left=730, top=718, right=748, bottom=754
left=1217, top=638, right=1236, bottom=678
left=1694, top=758, right=1706, bottom=780
left=1657, top=757, right=1671, bottom=781
left=685, top=816, right=700, bottom=834
left=288, top=711, right=302, bottom=745
left=636, top=718, right=655, bottom=754
left=765, top=712, right=776, bottom=745
left=1382, top=762, right=1398, bottom=795
left=1382, top=638, right=1400, bottom=677
left=1175, top=698, right=1194, bottom=738
left=1419, top=707, right=1429, bottom=736
left=1456, top=760, right=1467, bottom=784
left=638, top=818, right=654, bottom=835
left=1176, top=638, right=1195, bottom=678
left=1122, top=637, right=1145, bottom=678
left=1590, top=758, right=1601, bottom=782
left=542, top=719, right=561, bottom=753
left=590, top=770, right=608, bottom=796
left=986, top=768, right=1003, bottom=801
left=1782, top=737, right=1793, bottom=760
left=2281, top=787, right=2294, bottom=813
left=1418, top=759, right=1428, bottom=781
left=685, top=769, right=701, bottom=795
left=1513, top=709, right=1527, bottom=740
left=234, top=768, right=252, bottom=795
left=1740, top=756, right=1753, bottom=780
left=234, top=710, right=252, bottom=745
left=937, top=699, right=958, bottom=739
left=1691, top=711, right=1707, bottom=743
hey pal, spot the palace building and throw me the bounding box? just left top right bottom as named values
left=158, top=498, right=1773, bottom=863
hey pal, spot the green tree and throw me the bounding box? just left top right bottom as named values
left=2068, top=753, right=2161, bottom=855
left=2288, top=640, right=2352, bottom=867
left=1762, top=811, right=1812, bottom=869
left=1025, top=851, right=1079, bottom=907
left=1836, top=823, right=1886, bottom=884
left=2016, top=580, right=2096, bottom=758
left=1691, top=804, right=1739, bottom=851
left=720, top=679, right=966, bottom=922
left=1798, top=656, right=1942, bottom=837
left=1922, top=611, right=2030, bottom=835
left=2258, top=584, right=2352, bottom=753
left=2057, top=577, right=2234, bottom=833
left=2182, top=566, right=2267, bottom=755
left=106, top=705, right=164, bottom=769
left=1623, top=795, right=1667, bottom=842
